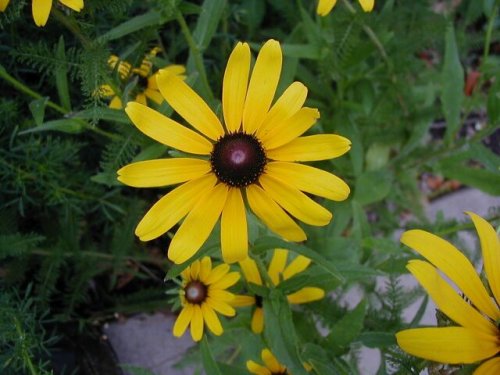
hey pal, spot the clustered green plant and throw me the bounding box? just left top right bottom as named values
left=0, top=0, right=499, bottom=374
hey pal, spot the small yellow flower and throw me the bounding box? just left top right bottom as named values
left=118, top=40, right=350, bottom=265
left=316, top=0, right=374, bottom=16
left=233, top=249, right=325, bottom=333
left=173, top=256, right=240, bottom=342
left=247, top=349, right=288, bottom=375
left=100, top=47, right=186, bottom=109
left=0, top=0, right=84, bottom=27
left=396, top=212, right=500, bottom=374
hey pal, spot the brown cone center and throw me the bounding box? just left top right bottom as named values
left=184, top=281, right=207, bottom=305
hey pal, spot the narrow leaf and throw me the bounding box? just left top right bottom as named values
left=201, top=336, right=223, bottom=375
left=28, top=97, right=48, bottom=126
left=55, top=36, right=71, bottom=111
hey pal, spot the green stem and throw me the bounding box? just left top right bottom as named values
left=482, top=4, right=499, bottom=64
left=51, top=8, right=91, bottom=49
left=14, top=318, right=38, bottom=375
left=176, top=10, right=214, bottom=102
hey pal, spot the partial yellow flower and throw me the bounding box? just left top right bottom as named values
left=396, top=212, right=500, bottom=374
left=118, top=40, right=350, bottom=265
left=247, top=349, right=288, bottom=375
left=0, top=0, right=85, bottom=27
left=173, top=256, right=240, bottom=342
left=100, top=47, right=186, bottom=109
left=233, top=249, right=325, bottom=333
left=317, top=0, right=374, bottom=16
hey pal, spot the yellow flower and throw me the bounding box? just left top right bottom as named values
left=0, top=0, right=84, bottom=27
left=396, top=212, right=500, bottom=374
left=232, top=249, right=325, bottom=333
left=173, top=256, right=240, bottom=342
left=100, top=48, right=186, bottom=109
left=247, top=349, right=288, bottom=375
left=316, top=0, right=374, bottom=16
left=118, top=39, right=351, bottom=264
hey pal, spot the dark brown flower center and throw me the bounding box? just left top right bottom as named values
left=210, top=132, right=266, bottom=187
left=184, top=281, right=207, bottom=304
left=255, top=295, right=263, bottom=308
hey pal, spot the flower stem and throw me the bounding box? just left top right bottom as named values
left=176, top=10, right=214, bottom=102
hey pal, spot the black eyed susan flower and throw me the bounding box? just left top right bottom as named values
left=396, top=212, right=500, bottom=374
left=0, top=0, right=84, bottom=27
left=173, top=256, right=240, bottom=342
left=233, top=249, right=325, bottom=333
left=316, top=0, right=374, bottom=16
left=118, top=40, right=351, bottom=264
left=247, top=349, right=289, bottom=375
left=100, top=47, right=186, bottom=109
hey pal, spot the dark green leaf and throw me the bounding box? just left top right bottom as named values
left=354, top=169, right=393, bottom=205
left=55, top=36, right=71, bottom=111
left=487, top=76, right=500, bottom=125
left=201, top=336, right=223, bottom=375
left=441, top=23, right=464, bottom=142
left=28, top=97, right=48, bottom=126
left=19, top=119, right=84, bottom=134
left=327, top=300, right=367, bottom=355
left=358, top=331, right=396, bottom=348
left=437, top=159, right=500, bottom=195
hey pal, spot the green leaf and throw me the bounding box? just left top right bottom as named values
left=365, top=142, right=391, bottom=171
left=28, top=97, right=48, bottom=126
left=131, top=144, right=168, bottom=163
left=353, top=169, right=392, bottom=205
left=487, top=76, right=500, bottom=125
left=358, top=331, right=396, bottom=348
left=441, top=23, right=464, bottom=142
left=327, top=300, right=367, bottom=355
left=97, top=11, right=168, bottom=42
left=437, top=162, right=500, bottom=195
left=19, top=119, right=84, bottom=134
left=252, top=236, right=344, bottom=283
left=201, top=336, right=223, bottom=375
left=190, top=0, right=226, bottom=52
left=74, top=108, right=130, bottom=124
left=351, top=200, right=372, bottom=239
left=55, top=36, right=71, bottom=111
left=281, top=44, right=321, bottom=59
left=263, top=290, right=308, bottom=375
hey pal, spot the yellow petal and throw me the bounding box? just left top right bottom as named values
left=0, top=0, right=10, bottom=12
left=262, top=349, right=284, bottom=373
left=242, top=40, right=282, bottom=134
left=221, top=188, right=248, bottom=263
left=109, top=96, right=122, bottom=109
left=231, top=295, right=255, bottom=307
left=205, top=264, right=230, bottom=285
left=239, top=257, right=263, bottom=285
left=467, top=211, right=500, bottom=307
left=246, top=184, right=306, bottom=242
left=32, top=0, right=52, bottom=27
left=406, top=260, right=497, bottom=335
left=268, top=249, right=288, bottom=286
left=283, top=255, right=311, bottom=280
left=206, top=296, right=236, bottom=317
left=267, top=134, right=351, bottom=162
left=117, top=158, right=210, bottom=188
left=173, top=304, right=193, bottom=338
left=135, top=174, right=217, bottom=241
left=256, top=81, right=308, bottom=140
left=358, top=0, right=374, bottom=12
left=156, top=69, right=224, bottom=140
left=161, top=64, right=186, bottom=78
left=259, top=174, right=332, bottom=226
left=396, top=327, right=498, bottom=364
left=208, top=289, right=235, bottom=303
left=144, top=88, right=164, bottom=105
left=125, top=102, right=213, bottom=155
left=266, top=162, right=350, bottom=201
left=401, top=230, right=500, bottom=320
left=201, top=303, right=223, bottom=336
left=168, top=184, right=229, bottom=264
left=251, top=307, right=264, bottom=334
left=190, top=305, right=204, bottom=341
left=287, top=287, right=325, bottom=304
left=190, top=259, right=201, bottom=280
left=211, top=272, right=240, bottom=290
left=135, top=92, right=147, bottom=106
left=246, top=360, right=271, bottom=375
left=198, top=257, right=213, bottom=283
left=475, top=358, right=500, bottom=375
left=59, top=0, right=84, bottom=11
left=260, top=107, right=320, bottom=150
left=317, top=0, right=337, bottom=15
left=223, top=42, right=251, bottom=132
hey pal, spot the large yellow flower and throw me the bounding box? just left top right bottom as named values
left=173, top=256, right=240, bottom=342
left=317, top=0, right=374, bottom=16
left=0, top=0, right=84, bottom=27
left=396, top=212, right=500, bottom=374
left=232, top=249, right=325, bottom=333
left=100, top=48, right=186, bottom=109
left=118, top=40, right=351, bottom=264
